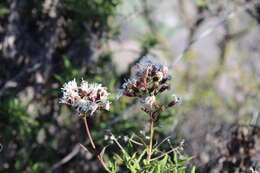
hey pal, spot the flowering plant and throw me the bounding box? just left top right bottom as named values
left=118, top=56, right=182, bottom=164
left=60, top=79, right=111, bottom=171
left=59, top=56, right=194, bottom=173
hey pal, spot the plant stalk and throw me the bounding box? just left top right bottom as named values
left=147, top=117, right=154, bottom=162
left=83, top=116, right=96, bottom=149
left=82, top=116, right=111, bottom=172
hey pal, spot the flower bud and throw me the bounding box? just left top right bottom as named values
left=149, top=82, right=159, bottom=93
left=154, top=71, right=164, bottom=82
left=158, top=85, right=170, bottom=93
left=168, top=94, right=181, bottom=107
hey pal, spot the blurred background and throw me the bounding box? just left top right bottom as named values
left=0, top=0, right=259, bottom=172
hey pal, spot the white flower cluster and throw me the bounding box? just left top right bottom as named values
left=60, top=79, right=110, bottom=116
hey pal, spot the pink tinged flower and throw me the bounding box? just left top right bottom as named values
left=162, top=66, right=168, bottom=77
left=60, top=79, right=110, bottom=116
left=89, top=103, right=99, bottom=116
left=145, top=95, right=157, bottom=108
left=80, top=80, right=89, bottom=96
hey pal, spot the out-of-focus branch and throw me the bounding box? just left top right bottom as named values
left=214, top=23, right=248, bottom=78
left=171, top=0, right=257, bottom=67
left=0, top=17, right=64, bottom=97
left=46, top=144, right=81, bottom=173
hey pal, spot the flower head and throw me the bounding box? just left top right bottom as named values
left=60, top=79, right=110, bottom=116
left=120, top=56, right=171, bottom=98
left=119, top=56, right=180, bottom=114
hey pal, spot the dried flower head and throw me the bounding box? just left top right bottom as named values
left=60, top=79, right=110, bottom=116
left=120, top=56, right=171, bottom=99
left=134, top=57, right=169, bottom=81
left=119, top=56, right=180, bottom=113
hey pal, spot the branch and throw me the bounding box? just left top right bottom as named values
left=46, top=144, right=81, bottom=173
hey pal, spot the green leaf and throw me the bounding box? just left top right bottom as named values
left=62, top=56, right=71, bottom=69
left=0, top=7, right=8, bottom=15
left=191, top=166, right=196, bottom=173
left=54, top=74, right=63, bottom=82
left=137, top=149, right=147, bottom=163
left=160, top=155, right=168, bottom=168
left=195, top=0, right=208, bottom=8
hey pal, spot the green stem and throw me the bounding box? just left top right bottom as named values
left=147, top=117, right=154, bottom=162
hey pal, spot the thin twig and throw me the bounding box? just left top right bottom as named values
left=82, top=116, right=111, bottom=172
left=97, top=150, right=111, bottom=172
left=150, top=146, right=180, bottom=162
left=154, top=135, right=172, bottom=150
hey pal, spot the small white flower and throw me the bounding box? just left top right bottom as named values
left=140, top=95, right=157, bottom=110
left=172, top=94, right=181, bottom=104
left=104, top=135, right=109, bottom=141
left=145, top=95, right=156, bottom=108
left=123, top=136, right=129, bottom=142
left=75, top=99, right=89, bottom=112
left=104, top=101, right=110, bottom=110
left=110, top=135, right=116, bottom=140
left=139, top=130, right=145, bottom=135
left=80, top=80, right=89, bottom=93
left=89, top=103, right=99, bottom=115
left=60, top=79, right=80, bottom=106
left=162, top=66, right=168, bottom=75
left=62, top=79, right=78, bottom=92
left=155, top=71, right=164, bottom=81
